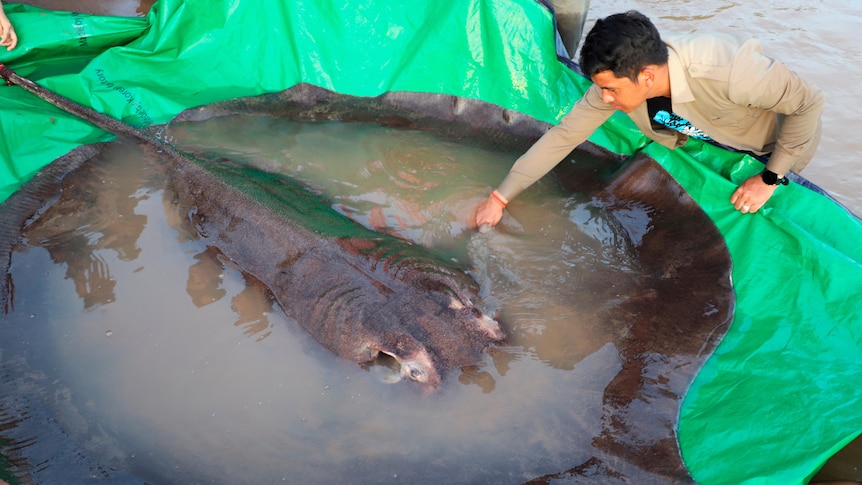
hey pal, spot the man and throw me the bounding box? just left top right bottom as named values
left=0, top=1, right=17, bottom=51
left=474, top=10, right=823, bottom=227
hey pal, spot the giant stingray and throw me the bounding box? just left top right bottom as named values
left=0, top=76, right=734, bottom=482
left=0, top=66, right=507, bottom=390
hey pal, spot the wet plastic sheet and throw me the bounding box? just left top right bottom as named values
left=0, top=3, right=146, bottom=197
left=0, top=1, right=861, bottom=483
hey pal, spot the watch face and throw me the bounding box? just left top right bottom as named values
left=761, top=170, right=778, bottom=185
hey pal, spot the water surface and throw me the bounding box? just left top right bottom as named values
left=2, top=119, right=692, bottom=483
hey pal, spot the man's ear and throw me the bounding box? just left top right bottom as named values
left=640, top=66, right=656, bottom=86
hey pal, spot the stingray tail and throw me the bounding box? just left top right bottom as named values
left=0, top=63, right=161, bottom=151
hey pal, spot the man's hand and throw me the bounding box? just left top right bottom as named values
left=474, top=194, right=506, bottom=229
left=730, top=173, right=779, bottom=214
left=0, top=12, right=17, bottom=51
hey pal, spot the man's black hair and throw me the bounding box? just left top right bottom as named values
left=578, top=11, right=669, bottom=82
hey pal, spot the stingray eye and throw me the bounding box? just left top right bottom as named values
left=407, top=366, right=424, bottom=381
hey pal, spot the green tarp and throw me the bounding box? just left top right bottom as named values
left=1, top=1, right=860, bottom=483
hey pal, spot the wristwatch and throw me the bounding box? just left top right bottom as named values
left=761, top=169, right=789, bottom=186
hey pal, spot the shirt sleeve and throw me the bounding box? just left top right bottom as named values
left=495, top=84, right=615, bottom=201
left=728, top=39, right=824, bottom=175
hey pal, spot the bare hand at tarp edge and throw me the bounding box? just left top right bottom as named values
left=0, top=1, right=18, bottom=51
left=474, top=190, right=508, bottom=233
left=730, top=173, right=781, bottom=214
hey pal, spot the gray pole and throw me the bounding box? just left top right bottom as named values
left=549, top=0, right=591, bottom=59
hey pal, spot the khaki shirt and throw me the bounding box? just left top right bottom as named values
left=496, top=34, right=824, bottom=201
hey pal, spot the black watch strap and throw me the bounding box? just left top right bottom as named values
left=761, top=169, right=789, bottom=186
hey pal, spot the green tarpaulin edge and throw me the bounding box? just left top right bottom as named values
left=1, top=1, right=861, bottom=483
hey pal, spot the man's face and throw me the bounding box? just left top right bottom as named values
left=591, top=70, right=651, bottom=113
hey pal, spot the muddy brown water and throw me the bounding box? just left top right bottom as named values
left=0, top=112, right=727, bottom=483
